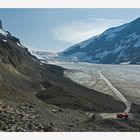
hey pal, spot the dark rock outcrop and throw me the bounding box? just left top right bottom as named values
left=129, top=103, right=140, bottom=114
left=0, top=19, right=2, bottom=29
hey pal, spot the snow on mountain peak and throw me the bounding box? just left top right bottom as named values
left=33, top=17, right=140, bottom=65
left=102, top=24, right=129, bottom=40
left=0, top=29, right=8, bottom=36
left=60, top=17, right=140, bottom=64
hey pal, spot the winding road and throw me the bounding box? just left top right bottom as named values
left=98, top=69, right=131, bottom=118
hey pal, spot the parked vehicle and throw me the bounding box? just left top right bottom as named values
left=116, top=113, right=129, bottom=120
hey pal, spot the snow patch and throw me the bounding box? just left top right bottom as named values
left=103, top=24, right=128, bottom=40
left=120, top=61, right=131, bottom=65
left=2, top=39, right=7, bottom=42
left=126, top=32, right=139, bottom=40
left=0, top=29, right=8, bottom=36
left=95, top=50, right=110, bottom=58
left=134, top=39, right=140, bottom=48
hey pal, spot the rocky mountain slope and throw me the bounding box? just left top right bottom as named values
left=0, top=20, right=140, bottom=132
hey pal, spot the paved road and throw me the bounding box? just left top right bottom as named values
left=98, top=69, right=131, bottom=115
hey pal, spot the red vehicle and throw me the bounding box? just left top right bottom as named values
left=116, top=113, right=129, bottom=119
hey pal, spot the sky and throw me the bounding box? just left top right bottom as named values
left=0, top=8, right=140, bottom=52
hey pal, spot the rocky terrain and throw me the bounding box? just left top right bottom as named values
left=0, top=20, right=140, bottom=132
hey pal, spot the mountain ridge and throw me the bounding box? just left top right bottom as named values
left=61, top=17, right=140, bottom=64
left=33, top=17, right=140, bottom=64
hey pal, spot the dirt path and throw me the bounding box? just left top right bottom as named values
left=98, top=69, right=131, bottom=119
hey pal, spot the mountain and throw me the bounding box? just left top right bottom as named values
left=34, top=17, right=140, bottom=64
left=0, top=20, right=129, bottom=131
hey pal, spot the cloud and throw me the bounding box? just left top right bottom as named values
left=51, top=18, right=129, bottom=44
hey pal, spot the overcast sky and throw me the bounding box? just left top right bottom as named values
left=0, top=8, right=140, bottom=52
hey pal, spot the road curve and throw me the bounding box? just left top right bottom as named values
left=98, top=69, right=130, bottom=113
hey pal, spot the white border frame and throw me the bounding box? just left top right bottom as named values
left=0, top=0, right=140, bottom=139
left=0, top=0, right=139, bottom=8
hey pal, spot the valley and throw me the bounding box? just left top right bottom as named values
left=0, top=13, right=140, bottom=132
left=55, top=62, right=140, bottom=105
